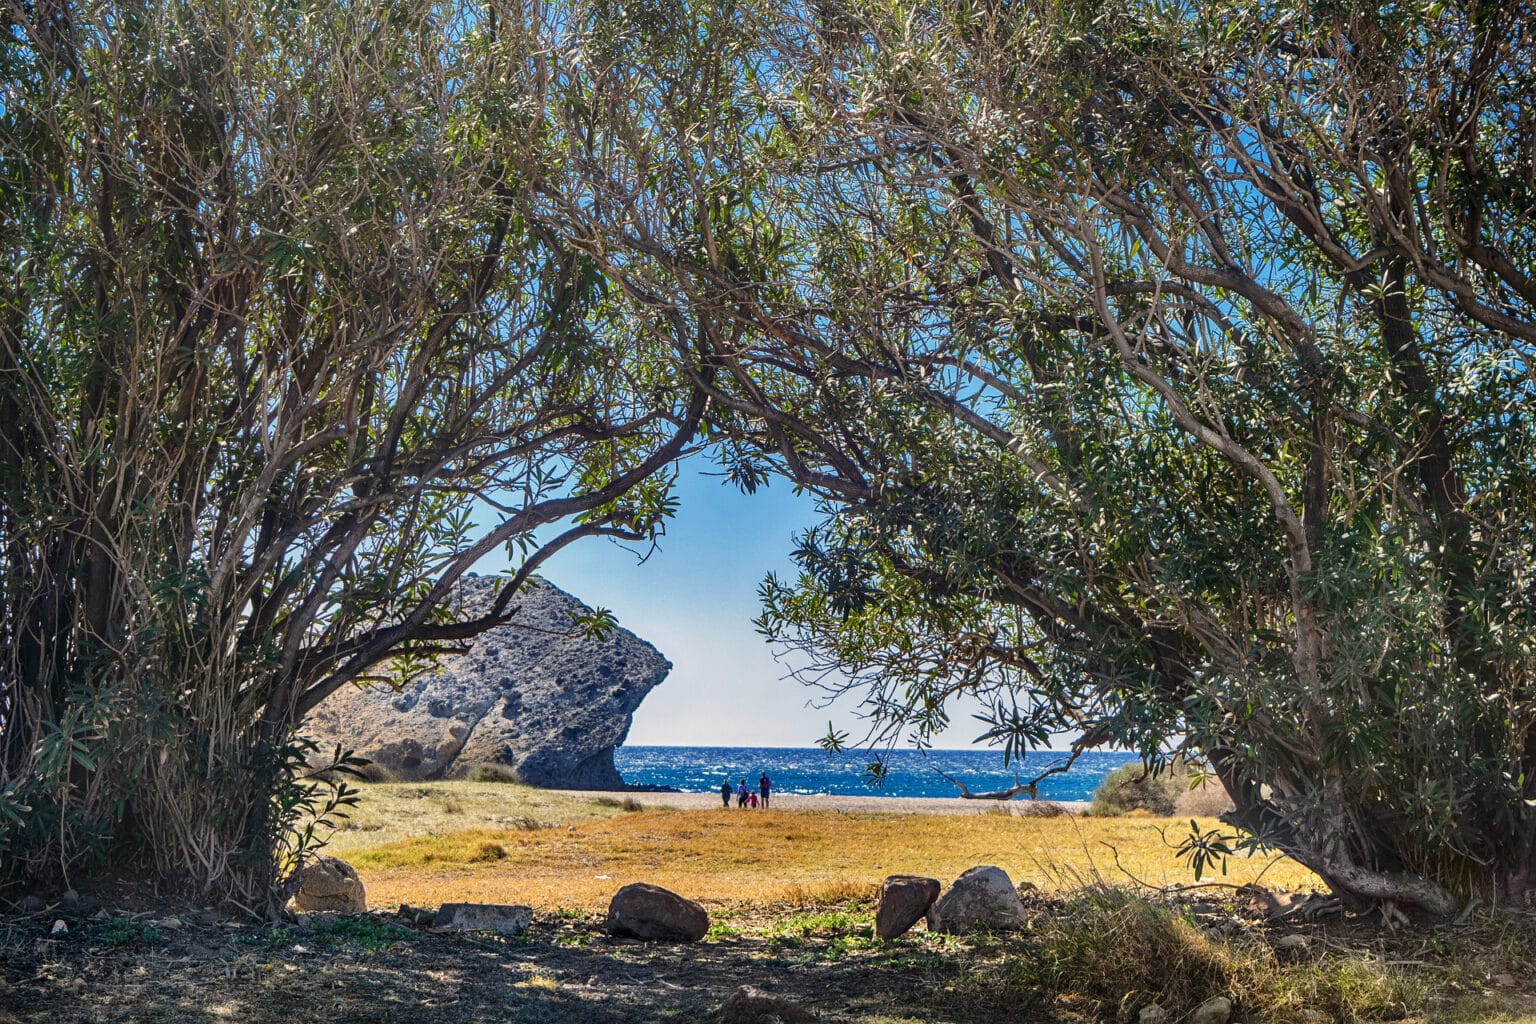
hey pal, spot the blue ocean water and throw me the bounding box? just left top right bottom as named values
left=613, top=745, right=1139, bottom=802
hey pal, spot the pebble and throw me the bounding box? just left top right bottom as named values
left=1191, top=995, right=1233, bottom=1024
left=1494, top=973, right=1516, bottom=987
left=1138, top=1003, right=1169, bottom=1024
left=50, top=920, right=68, bottom=935
left=1275, top=933, right=1309, bottom=954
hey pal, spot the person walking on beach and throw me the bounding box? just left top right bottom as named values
left=759, top=773, right=772, bottom=809
left=736, top=778, right=749, bottom=808
left=720, top=778, right=732, bottom=808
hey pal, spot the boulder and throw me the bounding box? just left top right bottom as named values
left=1191, top=996, right=1233, bottom=1024
left=924, top=865, right=1027, bottom=935
left=431, top=902, right=532, bottom=936
left=303, top=576, right=671, bottom=787
left=874, top=875, right=940, bottom=940
left=712, top=985, right=817, bottom=1023
left=605, top=883, right=708, bottom=942
left=293, top=855, right=366, bottom=914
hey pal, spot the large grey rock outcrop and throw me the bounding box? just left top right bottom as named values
left=924, top=865, right=1028, bottom=935
left=303, top=576, right=670, bottom=787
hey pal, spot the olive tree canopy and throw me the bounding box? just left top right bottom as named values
left=538, top=0, right=1536, bottom=915
left=0, top=0, right=706, bottom=906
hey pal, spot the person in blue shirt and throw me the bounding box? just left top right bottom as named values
left=759, top=773, right=772, bottom=809
left=736, top=779, right=749, bottom=808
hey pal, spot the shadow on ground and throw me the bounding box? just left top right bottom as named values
left=0, top=911, right=1050, bottom=1024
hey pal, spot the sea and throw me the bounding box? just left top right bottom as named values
left=613, top=745, right=1139, bottom=802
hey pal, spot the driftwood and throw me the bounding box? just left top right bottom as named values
left=935, top=767, right=1038, bottom=800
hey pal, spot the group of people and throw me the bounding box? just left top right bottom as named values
left=722, top=773, right=771, bottom=809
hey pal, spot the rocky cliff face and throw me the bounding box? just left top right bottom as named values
left=303, top=576, right=669, bottom=788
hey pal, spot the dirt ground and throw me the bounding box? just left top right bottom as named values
left=0, top=902, right=1040, bottom=1024
left=7, top=891, right=1536, bottom=1024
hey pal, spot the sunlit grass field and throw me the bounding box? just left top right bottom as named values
left=323, top=781, right=1320, bottom=911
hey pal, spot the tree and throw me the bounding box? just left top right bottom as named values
left=540, top=0, right=1536, bottom=914
left=0, top=0, right=705, bottom=908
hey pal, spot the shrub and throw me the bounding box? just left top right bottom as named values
left=468, top=840, right=507, bottom=862
left=466, top=764, right=520, bottom=784
left=1088, top=763, right=1186, bottom=817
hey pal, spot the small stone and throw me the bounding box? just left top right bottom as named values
left=396, top=903, right=436, bottom=927
left=1190, top=995, right=1233, bottom=1024
left=92, top=909, right=110, bottom=922
left=874, top=875, right=940, bottom=940
left=18, top=895, right=45, bottom=914
left=61, top=889, right=80, bottom=905
left=50, top=920, right=67, bottom=936
left=1494, top=973, right=1517, bottom=987
left=711, top=985, right=816, bottom=1023
left=431, top=902, right=533, bottom=936
left=1138, top=1003, right=1168, bottom=1024
left=1298, top=1011, right=1325, bottom=1023
left=1275, top=933, right=1309, bottom=954
left=154, top=916, right=183, bottom=930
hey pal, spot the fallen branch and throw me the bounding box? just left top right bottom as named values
left=935, top=767, right=1038, bottom=800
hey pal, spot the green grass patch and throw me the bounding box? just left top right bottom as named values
left=89, top=916, right=163, bottom=949
left=237, top=915, right=413, bottom=953
left=769, top=909, right=871, bottom=940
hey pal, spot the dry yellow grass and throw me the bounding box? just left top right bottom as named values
left=322, top=782, right=1320, bottom=911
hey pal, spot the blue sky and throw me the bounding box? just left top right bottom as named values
left=483, top=459, right=989, bottom=748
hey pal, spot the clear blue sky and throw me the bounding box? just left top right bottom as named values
left=481, top=458, right=989, bottom=748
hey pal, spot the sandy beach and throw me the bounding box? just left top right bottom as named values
left=563, top=789, right=1089, bottom=815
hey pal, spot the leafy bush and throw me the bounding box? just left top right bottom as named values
left=1088, top=763, right=1186, bottom=817
left=466, top=765, right=520, bottom=784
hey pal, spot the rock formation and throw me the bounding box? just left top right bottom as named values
left=303, top=575, right=669, bottom=788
